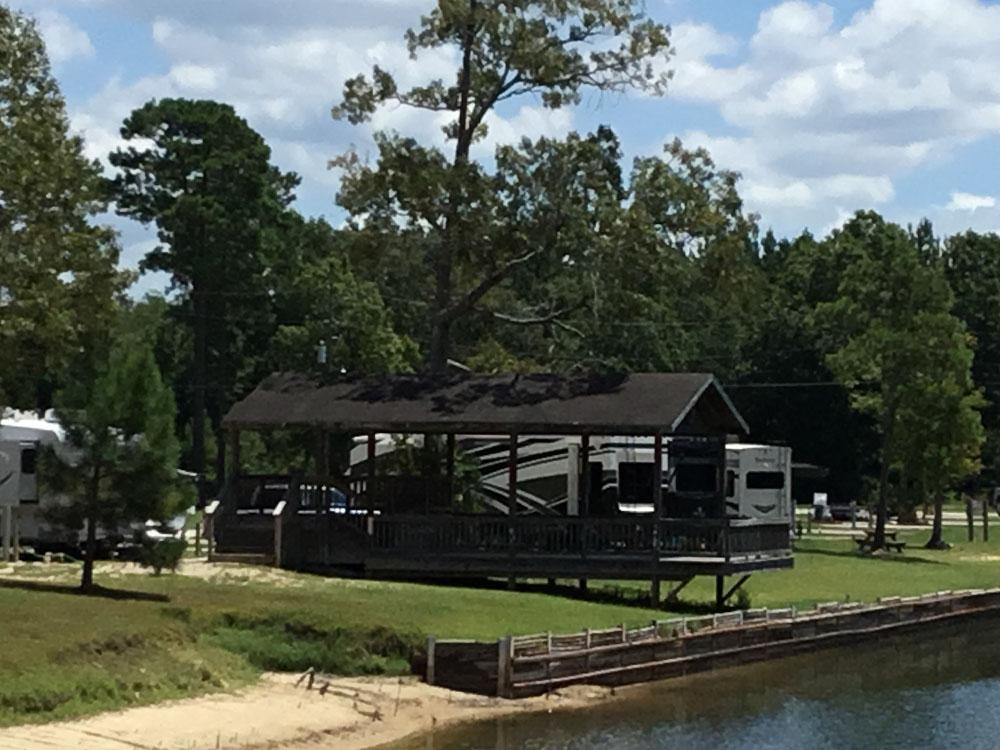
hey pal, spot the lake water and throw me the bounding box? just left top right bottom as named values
left=388, top=620, right=1000, bottom=750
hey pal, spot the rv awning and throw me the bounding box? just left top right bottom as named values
left=223, top=372, right=749, bottom=437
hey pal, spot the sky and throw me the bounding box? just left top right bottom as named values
left=12, top=0, right=1000, bottom=296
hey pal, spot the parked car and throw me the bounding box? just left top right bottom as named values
left=827, top=504, right=871, bottom=522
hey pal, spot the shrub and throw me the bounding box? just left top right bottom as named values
left=139, top=537, right=187, bottom=576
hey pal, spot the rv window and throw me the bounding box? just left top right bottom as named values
left=675, top=463, right=717, bottom=493
left=726, top=470, right=736, bottom=498
left=20, top=448, right=37, bottom=475
left=746, top=471, right=785, bottom=490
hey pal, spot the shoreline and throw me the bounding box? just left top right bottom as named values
left=0, top=673, right=625, bottom=750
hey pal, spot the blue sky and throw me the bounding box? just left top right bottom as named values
left=12, top=0, right=1000, bottom=295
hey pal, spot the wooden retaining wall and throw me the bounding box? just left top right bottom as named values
left=426, top=588, right=1000, bottom=698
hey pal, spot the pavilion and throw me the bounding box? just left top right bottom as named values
left=210, top=371, right=793, bottom=609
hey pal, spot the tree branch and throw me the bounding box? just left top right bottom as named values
left=441, top=248, right=540, bottom=324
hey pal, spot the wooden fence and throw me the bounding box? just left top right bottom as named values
left=426, top=588, right=1000, bottom=698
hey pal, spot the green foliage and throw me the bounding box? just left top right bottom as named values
left=44, top=336, right=182, bottom=588
left=109, top=98, right=300, bottom=489
left=204, top=616, right=417, bottom=675
left=334, top=0, right=672, bottom=369
left=816, top=212, right=983, bottom=541
left=139, top=537, right=188, bottom=576
left=0, top=6, right=129, bottom=409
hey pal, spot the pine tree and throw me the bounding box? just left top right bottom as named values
left=45, top=339, right=181, bottom=591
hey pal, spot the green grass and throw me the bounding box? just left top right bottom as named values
left=3, top=522, right=1000, bottom=728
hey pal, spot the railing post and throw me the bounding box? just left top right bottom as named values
left=272, top=500, right=286, bottom=568
left=204, top=499, right=220, bottom=561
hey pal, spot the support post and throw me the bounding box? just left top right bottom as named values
left=579, top=434, right=591, bottom=595
left=446, top=433, right=456, bottom=511
left=715, top=575, right=725, bottom=612
left=967, top=497, right=975, bottom=543
left=0, top=507, right=10, bottom=563
left=228, top=429, right=241, bottom=482
left=497, top=636, right=513, bottom=698
left=368, top=433, right=377, bottom=513
left=983, top=497, right=990, bottom=543
left=508, top=434, right=518, bottom=590
left=316, top=430, right=329, bottom=478
left=426, top=636, right=436, bottom=686
left=273, top=500, right=286, bottom=568
left=652, top=432, right=664, bottom=604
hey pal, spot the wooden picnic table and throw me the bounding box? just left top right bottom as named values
left=855, top=528, right=906, bottom=553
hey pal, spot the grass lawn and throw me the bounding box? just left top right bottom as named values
left=2, top=522, right=999, bottom=727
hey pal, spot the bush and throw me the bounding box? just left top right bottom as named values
left=139, top=537, right=187, bottom=576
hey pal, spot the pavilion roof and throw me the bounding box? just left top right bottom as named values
left=223, top=371, right=749, bottom=436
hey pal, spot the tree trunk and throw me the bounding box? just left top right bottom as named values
left=192, top=283, right=208, bottom=504
left=80, top=465, right=101, bottom=592
left=427, top=0, right=476, bottom=374
left=926, top=489, right=948, bottom=549
left=874, top=440, right=890, bottom=550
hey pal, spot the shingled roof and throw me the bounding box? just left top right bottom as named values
left=224, top=372, right=749, bottom=436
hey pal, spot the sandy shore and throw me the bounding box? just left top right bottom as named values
left=0, top=673, right=618, bottom=750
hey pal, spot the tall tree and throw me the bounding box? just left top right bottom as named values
left=44, top=339, right=181, bottom=591
left=0, top=5, right=127, bottom=409
left=109, top=99, right=298, bottom=498
left=818, top=212, right=981, bottom=549
left=333, top=0, right=672, bottom=371
left=943, top=231, right=1000, bottom=486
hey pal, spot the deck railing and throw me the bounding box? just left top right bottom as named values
left=213, top=474, right=793, bottom=564
left=364, top=515, right=790, bottom=560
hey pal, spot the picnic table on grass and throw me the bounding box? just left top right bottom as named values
left=855, top=529, right=906, bottom=553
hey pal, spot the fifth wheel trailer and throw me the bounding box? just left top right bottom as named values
left=350, top=435, right=793, bottom=526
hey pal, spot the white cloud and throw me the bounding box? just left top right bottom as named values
left=34, top=9, right=93, bottom=63
left=947, top=192, right=997, bottom=212
left=664, top=0, right=1000, bottom=232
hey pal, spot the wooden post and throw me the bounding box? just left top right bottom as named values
left=497, top=636, right=513, bottom=698
left=426, top=636, right=436, bottom=686
left=508, top=434, right=518, bottom=590
left=967, top=497, right=975, bottom=543
left=508, top=434, right=518, bottom=517
left=446, top=433, right=456, bottom=511
left=229, top=429, right=241, bottom=482
left=579, top=434, right=591, bottom=594
left=273, top=500, right=285, bottom=568
left=368, top=433, right=377, bottom=513
left=316, top=430, right=329, bottom=478
left=651, top=431, right=664, bottom=606
left=580, top=434, right=591, bottom=517
left=715, top=575, right=725, bottom=612
left=984, top=497, right=990, bottom=543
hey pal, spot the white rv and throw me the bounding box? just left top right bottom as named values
left=0, top=410, right=79, bottom=553
left=350, top=435, right=793, bottom=525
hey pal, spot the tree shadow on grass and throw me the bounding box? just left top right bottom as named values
left=0, top=578, right=170, bottom=602
left=798, top=547, right=944, bottom=565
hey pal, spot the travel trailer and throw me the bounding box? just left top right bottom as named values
left=0, top=410, right=78, bottom=555
left=350, top=435, right=793, bottom=526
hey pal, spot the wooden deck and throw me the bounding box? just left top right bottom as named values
left=209, top=475, right=793, bottom=584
